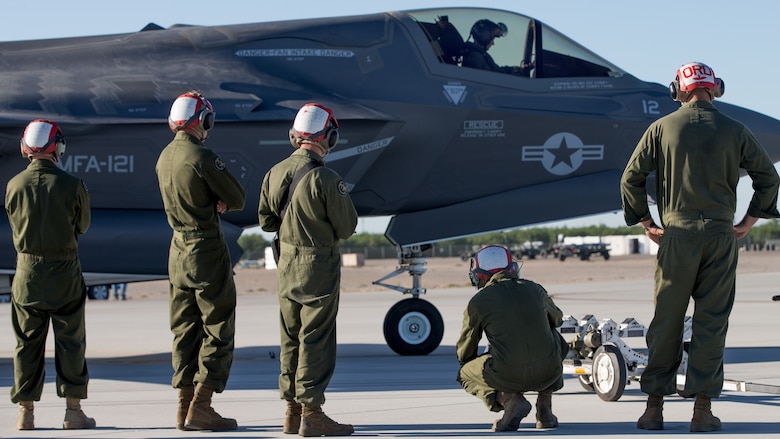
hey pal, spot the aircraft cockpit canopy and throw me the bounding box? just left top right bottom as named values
left=407, top=8, right=624, bottom=79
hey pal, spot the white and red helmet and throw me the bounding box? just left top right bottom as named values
left=670, top=62, right=724, bottom=101
left=288, top=103, right=339, bottom=150
left=20, top=119, right=66, bottom=158
left=469, top=245, right=518, bottom=287
left=168, top=91, right=215, bottom=132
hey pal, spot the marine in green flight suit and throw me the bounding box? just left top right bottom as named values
left=6, top=119, right=96, bottom=430
left=457, top=245, right=568, bottom=432
left=156, top=91, right=245, bottom=431
left=621, top=62, right=780, bottom=432
left=258, top=103, right=358, bottom=436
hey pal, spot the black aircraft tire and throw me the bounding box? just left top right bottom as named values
left=592, top=344, right=627, bottom=401
left=87, top=284, right=110, bottom=300
left=383, top=298, right=444, bottom=356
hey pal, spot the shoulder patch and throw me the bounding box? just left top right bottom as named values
left=337, top=180, right=348, bottom=196
left=214, top=157, right=226, bottom=171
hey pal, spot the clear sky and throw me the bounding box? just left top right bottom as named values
left=2, top=0, right=778, bottom=234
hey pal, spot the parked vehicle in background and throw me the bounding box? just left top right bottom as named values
left=550, top=242, right=610, bottom=261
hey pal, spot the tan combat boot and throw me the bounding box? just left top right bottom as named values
left=16, top=401, right=34, bottom=430
left=690, top=395, right=722, bottom=432
left=284, top=400, right=302, bottom=434
left=184, top=383, right=237, bottom=431
left=176, top=385, right=194, bottom=430
left=637, top=395, right=664, bottom=430
left=299, top=404, right=354, bottom=437
left=63, top=397, right=96, bottom=429
left=535, top=390, right=558, bottom=429
left=492, top=391, right=532, bottom=432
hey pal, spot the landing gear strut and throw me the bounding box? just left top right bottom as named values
left=373, top=245, right=444, bottom=356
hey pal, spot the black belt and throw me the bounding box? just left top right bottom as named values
left=665, top=211, right=733, bottom=222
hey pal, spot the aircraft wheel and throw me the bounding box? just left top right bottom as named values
left=602, top=252, right=610, bottom=260
left=383, top=298, right=443, bottom=356
left=578, top=374, right=595, bottom=392
left=592, top=344, right=627, bottom=401
left=87, top=284, right=110, bottom=300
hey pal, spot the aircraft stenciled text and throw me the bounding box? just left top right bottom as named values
left=58, top=155, right=135, bottom=173
left=642, top=100, right=661, bottom=115
left=235, top=49, right=355, bottom=58
left=443, top=83, right=467, bottom=105
left=461, top=120, right=505, bottom=138
left=549, top=80, right=613, bottom=91
left=326, top=137, right=394, bottom=162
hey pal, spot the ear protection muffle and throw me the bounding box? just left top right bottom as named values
left=200, top=108, right=215, bottom=131
left=288, top=125, right=339, bottom=150
left=182, top=105, right=214, bottom=131
left=468, top=259, right=519, bottom=287
left=669, top=77, right=725, bottom=102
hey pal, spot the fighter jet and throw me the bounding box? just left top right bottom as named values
left=2, top=7, right=779, bottom=355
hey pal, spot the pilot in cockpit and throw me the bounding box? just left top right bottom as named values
left=462, top=19, right=532, bottom=76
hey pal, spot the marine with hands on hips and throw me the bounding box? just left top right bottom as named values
left=621, top=62, right=780, bottom=432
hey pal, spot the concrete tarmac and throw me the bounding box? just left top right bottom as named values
left=1, top=271, right=779, bottom=437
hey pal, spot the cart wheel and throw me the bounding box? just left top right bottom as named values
left=592, top=344, right=627, bottom=401
left=578, top=374, right=595, bottom=392
left=86, top=284, right=110, bottom=300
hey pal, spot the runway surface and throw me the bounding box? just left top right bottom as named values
left=1, top=270, right=779, bottom=437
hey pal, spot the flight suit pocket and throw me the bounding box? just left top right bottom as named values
left=282, top=253, right=339, bottom=303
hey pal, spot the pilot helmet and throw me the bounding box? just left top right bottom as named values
left=669, top=62, right=724, bottom=102
left=470, top=19, right=508, bottom=46
left=469, top=245, right=519, bottom=288
left=288, top=103, right=339, bottom=153
left=20, top=119, right=66, bottom=159
left=168, top=91, right=215, bottom=132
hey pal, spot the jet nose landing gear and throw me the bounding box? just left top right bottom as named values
left=373, top=245, right=444, bottom=355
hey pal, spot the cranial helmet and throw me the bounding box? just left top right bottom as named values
left=470, top=19, right=508, bottom=46
left=469, top=245, right=518, bottom=287
left=20, top=119, right=66, bottom=158
left=288, top=103, right=339, bottom=152
left=168, top=91, right=215, bottom=132
left=669, top=62, right=724, bottom=102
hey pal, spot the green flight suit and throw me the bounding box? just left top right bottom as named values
left=155, top=131, right=246, bottom=392
left=456, top=271, right=569, bottom=411
left=5, top=159, right=91, bottom=402
left=621, top=100, right=780, bottom=398
left=258, top=147, right=358, bottom=405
